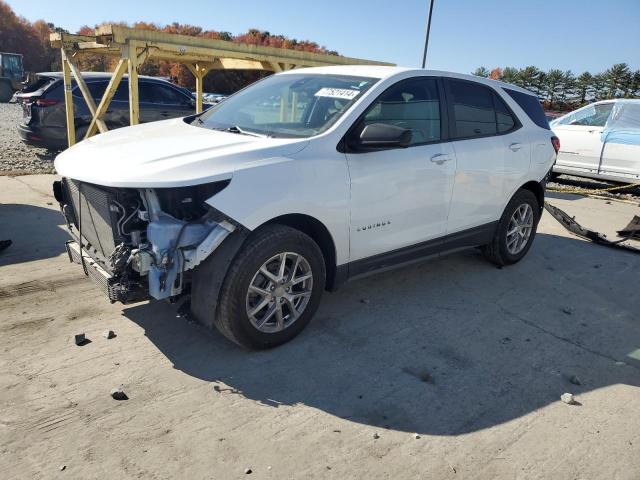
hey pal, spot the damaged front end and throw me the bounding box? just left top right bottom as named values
left=53, top=178, right=236, bottom=303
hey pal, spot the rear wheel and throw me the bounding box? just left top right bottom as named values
left=215, top=224, right=326, bottom=349
left=482, top=189, right=540, bottom=266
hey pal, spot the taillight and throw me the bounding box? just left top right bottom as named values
left=551, top=136, right=560, bottom=154
left=35, top=98, right=58, bottom=107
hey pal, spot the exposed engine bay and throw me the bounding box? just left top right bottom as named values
left=53, top=178, right=236, bottom=303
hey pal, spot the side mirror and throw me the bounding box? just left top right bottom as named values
left=351, top=123, right=412, bottom=150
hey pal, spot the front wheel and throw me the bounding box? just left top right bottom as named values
left=482, top=189, right=540, bottom=266
left=215, top=224, right=326, bottom=349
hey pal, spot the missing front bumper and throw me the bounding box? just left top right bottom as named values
left=66, top=241, right=147, bottom=303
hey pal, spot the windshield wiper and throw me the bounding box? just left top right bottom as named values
left=224, top=125, right=270, bottom=138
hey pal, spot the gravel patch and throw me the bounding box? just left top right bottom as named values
left=0, top=102, right=57, bottom=175
left=548, top=174, right=640, bottom=201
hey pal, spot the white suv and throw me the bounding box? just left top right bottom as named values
left=53, top=66, right=557, bottom=349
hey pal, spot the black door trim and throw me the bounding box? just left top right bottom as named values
left=337, top=221, right=498, bottom=283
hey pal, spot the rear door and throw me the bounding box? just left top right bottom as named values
left=444, top=78, right=523, bottom=233
left=552, top=103, right=614, bottom=173
left=345, top=76, right=456, bottom=265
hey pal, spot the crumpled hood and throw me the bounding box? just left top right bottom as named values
left=54, top=118, right=309, bottom=187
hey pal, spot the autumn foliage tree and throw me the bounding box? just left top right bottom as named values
left=0, top=1, right=339, bottom=93
left=0, top=0, right=60, bottom=71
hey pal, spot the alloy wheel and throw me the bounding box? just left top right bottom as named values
left=245, top=252, right=314, bottom=333
left=506, top=203, right=534, bottom=255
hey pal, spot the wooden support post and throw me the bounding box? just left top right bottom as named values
left=64, top=51, right=107, bottom=134
left=186, top=62, right=211, bottom=114
left=126, top=42, right=140, bottom=125
left=61, top=50, right=75, bottom=147
left=85, top=58, right=127, bottom=138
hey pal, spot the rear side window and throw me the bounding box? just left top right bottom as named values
left=504, top=88, right=549, bottom=130
left=361, top=77, right=441, bottom=145
left=23, top=76, right=56, bottom=93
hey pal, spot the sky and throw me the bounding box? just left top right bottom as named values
left=7, top=0, right=640, bottom=74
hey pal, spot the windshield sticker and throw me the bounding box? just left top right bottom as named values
left=314, top=88, right=360, bottom=100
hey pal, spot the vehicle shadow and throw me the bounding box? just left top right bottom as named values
left=122, top=233, right=640, bottom=435
left=0, top=204, right=68, bottom=266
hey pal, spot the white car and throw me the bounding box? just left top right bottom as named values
left=551, top=99, right=640, bottom=182
left=53, top=66, right=557, bottom=349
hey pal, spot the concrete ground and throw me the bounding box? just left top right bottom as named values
left=1, top=174, right=639, bottom=480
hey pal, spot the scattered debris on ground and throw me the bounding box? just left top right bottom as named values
left=544, top=202, right=640, bottom=254
left=561, top=393, right=576, bottom=405
left=74, top=333, right=87, bottom=346
left=110, top=388, right=128, bottom=401
left=103, top=329, right=116, bottom=339
left=617, top=215, right=640, bottom=240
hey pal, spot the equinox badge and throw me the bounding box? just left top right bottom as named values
left=357, top=221, right=391, bottom=232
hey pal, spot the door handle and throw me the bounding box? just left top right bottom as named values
left=509, top=142, right=522, bottom=152
left=430, top=154, right=452, bottom=165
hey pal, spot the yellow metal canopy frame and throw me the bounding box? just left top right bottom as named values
left=50, top=25, right=393, bottom=147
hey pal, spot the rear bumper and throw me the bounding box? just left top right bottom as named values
left=17, top=123, right=66, bottom=150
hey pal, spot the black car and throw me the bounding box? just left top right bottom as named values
left=17, top=72, right=198, bottom=150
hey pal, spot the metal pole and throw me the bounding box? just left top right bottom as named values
left=421, top=0, right=435, bottom=68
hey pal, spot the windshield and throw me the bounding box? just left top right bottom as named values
left=193, top=73, right=378, bottom=138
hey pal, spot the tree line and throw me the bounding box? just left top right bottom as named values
left=0, top=0, right=338, bottom=94
left=473, top=64, right=640, bottom=111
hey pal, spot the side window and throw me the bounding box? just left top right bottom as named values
left=505, top=88, right=549, bottom=129
left=143, top=83, right=190, bottom=105
left=556, top=103, right=613, bottom=127
left=494, top=93, right=516, bottom=133
left=448, top=80, right=497, bottom=138
left=86, top=81, right=108, bottom=100
left=139, top=82, right=154, bottom=103
left=361, top=77, right=441, bottom=145
left=113, top=81, right=129, bottom=102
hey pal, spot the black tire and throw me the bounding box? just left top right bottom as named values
left=0, top=81, right=13, bottom=103
left=482, top=189, right=540, bottom=266
left=215, top=224, right=326, bottom=350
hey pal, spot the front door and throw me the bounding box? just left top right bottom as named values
left=345, top=77, right=456, bottom=265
